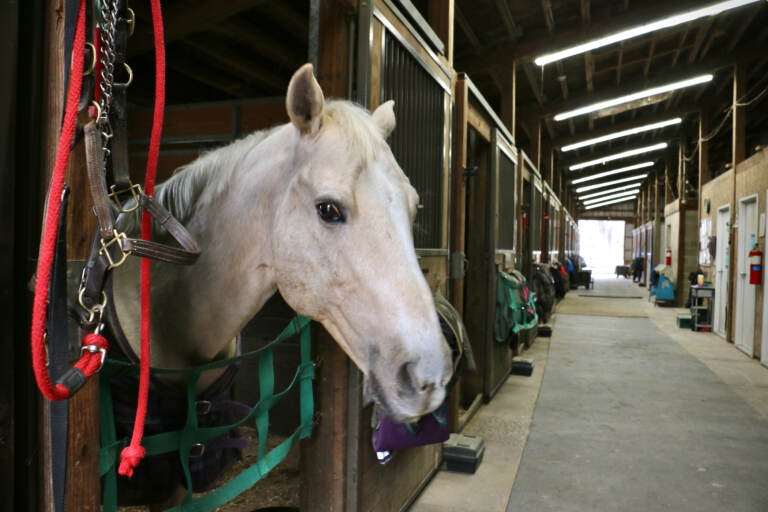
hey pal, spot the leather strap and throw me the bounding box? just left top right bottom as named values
left=84, top=120, right=115, bottom=238
left=110, top=83, right=131, bottom=190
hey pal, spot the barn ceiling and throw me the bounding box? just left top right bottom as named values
left=452, top=0, right=768, bottom=197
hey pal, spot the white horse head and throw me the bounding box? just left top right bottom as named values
left=272, top=64, right=452, bottom=419
left=114, top=64, right=451, bottom=422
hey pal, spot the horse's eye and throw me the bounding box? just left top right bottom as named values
left=316, top=201, right=345, bottom=223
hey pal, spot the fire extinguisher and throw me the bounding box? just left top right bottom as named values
left=749, top=249, right=762, bottom=285
left=665, top=248, right=672, bottom=266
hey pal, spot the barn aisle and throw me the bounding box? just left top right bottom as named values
left=505, top=278, right=768, bottom=512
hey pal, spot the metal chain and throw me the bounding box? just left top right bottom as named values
left=97, top=0, right=119, bottom=158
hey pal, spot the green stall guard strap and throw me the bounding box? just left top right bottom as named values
left=495, top=271, right=538, bottom=342
left=100, top=315, right=313, bottom=512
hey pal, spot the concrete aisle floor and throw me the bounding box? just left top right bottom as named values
left=412, top=278, right=768, bottom=512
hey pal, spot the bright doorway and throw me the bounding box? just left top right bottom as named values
left=578, top=220, right=626, bottom=278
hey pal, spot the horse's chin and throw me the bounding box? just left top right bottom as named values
left=362, top=373, right=446, bottom=424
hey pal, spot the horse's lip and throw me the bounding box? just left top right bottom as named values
left=367, top=370, right=436, bottom=422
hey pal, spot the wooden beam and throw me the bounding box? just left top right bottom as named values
left=428, top=0, right=455, bottom=64
left=728, top=9, right=756, bottom=51
left=210, top=18, right=305, bottom=69
left=451, top=78, right=469, bottom=316
left=500, top=64, right=516, bottom=137
left=664, top=156, right=671, bottom=205
left=732, top=64, right=746, bottom=168
left=182, top=37, right=286, bottom=92
left=616, top=42, right=624, bottom=85
left=580, top=0, right=590, bottom=24
left=465, top=0, right=707, bottom=71
left=522, top=62, right=543, bottom=106
left=455, top=5, right=481, bottom=50
left=687, top=18, right=714, bottom=64
left=584, top=52, right=594, bottom=93
left=129, top=0, right=270, bottom=56
left=678, top=138, right=685, bottom=202
left=540, top=0, right=555, bottom=35
left=496, top=0, right=520, bottom=39
left=643, top=38, right=656, bottom=77
left=301, top=1, right=355, bottom=509
left=698, top=111, right=710, bottom=224
left=670, top=26, right=690, bottom=69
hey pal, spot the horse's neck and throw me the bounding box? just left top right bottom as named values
left=112, top=126, right=295, bottom=377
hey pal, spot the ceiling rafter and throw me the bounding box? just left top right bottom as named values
left=495, top=0, right=520, bottom=39
left=460, top=0, right=711, bottom=73
left=129, top=0, right=271, bottom=56
left=521, top=42, right=767, bottom=120
left=687, top=18, right=715, bottom=64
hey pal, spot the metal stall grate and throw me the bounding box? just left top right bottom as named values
left=498, top=150, right=516, bottom=250
left=530, top=185, right=542, bottom=255
left=381, top=30, right=445, bottom=249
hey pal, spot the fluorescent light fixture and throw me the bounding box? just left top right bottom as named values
left=555, top=76, right=711, bottom=121
left=561, top=119, right=681, bottom=151
left=535, top=0, right=761, bottom=66
left=569, top=143, right=667, bottom=171
left=585, top=196, right=639, bottom=210
left=576, top=174, right=648, bottom=193
left=571, top=162, right=654, bottom=184
left=583, top=191, right=639, bottom=205
left=579, top=183, right=643, bottom=200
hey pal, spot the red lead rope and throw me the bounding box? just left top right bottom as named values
left=30, top=0, right=88, bottom=402
left=30, top=0, right=166, bottom=478
left=118, top=0, right=166, bottom=477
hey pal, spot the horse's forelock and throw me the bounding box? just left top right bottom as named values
left=320, top=100, right=387, bottom=168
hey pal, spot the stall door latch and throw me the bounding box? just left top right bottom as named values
left=450, top=252, right=468, bottom=279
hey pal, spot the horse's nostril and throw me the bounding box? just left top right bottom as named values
left=396, top=362, right=418, bottom=395
left=396, top=361, right=438, bottom=395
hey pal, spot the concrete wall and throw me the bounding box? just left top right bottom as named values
left=734, top=149, right=768, bottom=359
left=700, top=169, right=735, bottom=281
left=699, top=147, right=768, bottom=358
left=664, top=208, right=680, bottom=285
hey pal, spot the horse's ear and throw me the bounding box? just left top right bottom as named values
left=286, top=63, right=325, bottom=135
left=372, top=100, right=396, bottom=139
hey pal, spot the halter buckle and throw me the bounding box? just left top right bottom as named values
left=99, top=230, right=131, bottom=269
left=108, top=183, right=143, bottom=213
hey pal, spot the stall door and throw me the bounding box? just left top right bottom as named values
left=735, top=195, right=758, bottom=357
left=714, top=205, right=730, bottom=338
left=763, top=190, right=768, bottom=366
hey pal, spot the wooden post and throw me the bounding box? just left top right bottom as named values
left=500, top=63, right=516, bottom=139
left=664, top=157, right=670, bottom=206
left=451, top=77, right=468, bottom=315
left=733, top=65, right=747, bottom=169
left=39, top=0, right=101, bottom=510
left=698, top=111, right=710, bottom=226
left=678, top=138, right=685, bottom=204
left=301, top=1, right=357, bottom=510
left=427, top=0, right=453, bottom=65
left=527, top=118, right=542, bottom=172
left=726, top=64, right=747, bottom=344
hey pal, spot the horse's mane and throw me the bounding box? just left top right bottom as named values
left=116, top=100, right=384, bottom=237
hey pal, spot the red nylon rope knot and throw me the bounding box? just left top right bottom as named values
left=119, top=0, right=166, bottom=478
left=118, top=444, right=147, bottom=477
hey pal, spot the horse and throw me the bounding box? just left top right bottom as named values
left=110, top=63, right=453, bottom=507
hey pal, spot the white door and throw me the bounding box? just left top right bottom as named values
left=714, top=205, right=730, bottom=338
left=762, top=190, right=768, bottom=367
left=735, top=195, right=758, bottom=357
